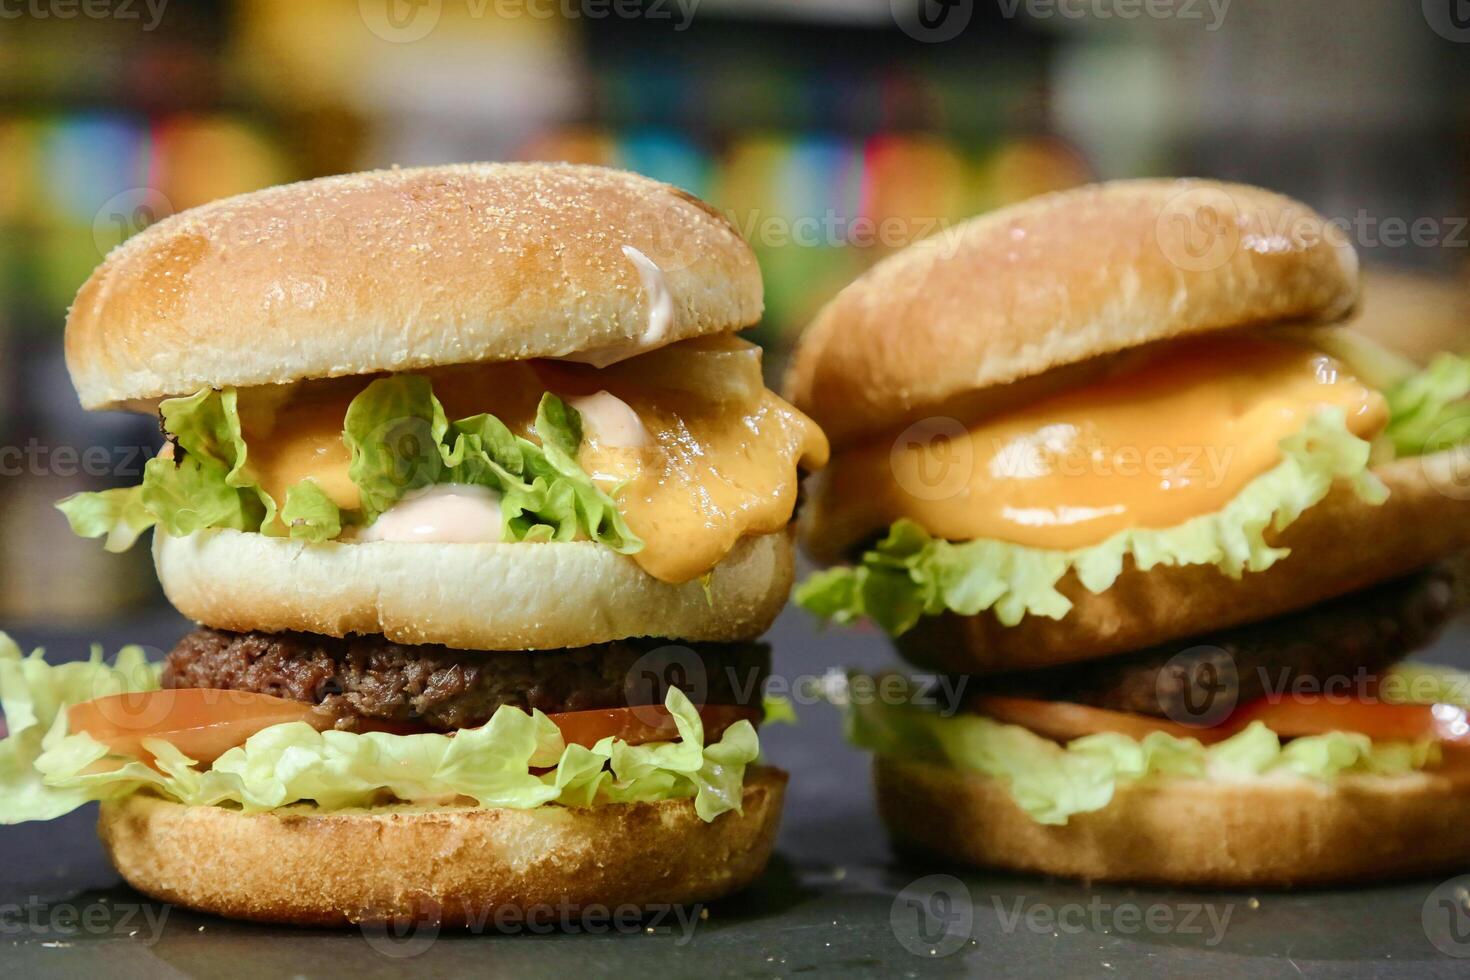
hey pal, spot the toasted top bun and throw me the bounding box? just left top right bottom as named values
left=786, top=179, right=1360, bottom=449
left=875, top=754, right=1470, bottom=887
left=66, top=163, right=761, bottom=410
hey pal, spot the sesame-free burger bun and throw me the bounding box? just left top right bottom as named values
left=874, top=756, right=1470, bottom=887
left=786, top=179, right=1360, bottom=449
left=99, top=767, right=787, bottom=926
left=153, top=527, right=796, bottom=650
left=66, top=163, right=761, bottom=410
left=888, top=447, right=1470, bottom=673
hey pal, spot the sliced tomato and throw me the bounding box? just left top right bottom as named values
left=546, top=704, right=761, bottom=749
left=971, top=693, right=1470, bottom=749
left=969, top=695, right=1235, bottom=745
left=1229, top=695, right=1470, bottom=746
left=66, top=690, right=760, bottom=764
left=68, top=689, right=327, bottom=765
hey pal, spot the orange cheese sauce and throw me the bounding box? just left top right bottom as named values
left=232, top=336, right=829, bottom=584
left=820, top=335, right=1388, bottom=552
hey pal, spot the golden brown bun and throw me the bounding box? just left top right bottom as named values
left=891, top=448, right=1470, bottom=672
left=875, top=756, right=1470, bottom=887
left=98, top=767, right=785, bottom=927
left=67, top=163, right=760, bottom=410
left=153, top=527, right=795, bottom=650
left=1355, top=267, right=1470, bottom=363
left=786, top=179, right=1360, bottom=449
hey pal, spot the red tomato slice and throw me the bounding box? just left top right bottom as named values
left=1229, top=695, right=1470, bottom=746
left=969, top=695, right=1234, bottom=745
left=547, top=704, right=761, bottom=748
left=68, top=689, right=327, bottom=765
left=67, top=690, right=760, bottom=764
left=971, top=693, right=1470, bottom=749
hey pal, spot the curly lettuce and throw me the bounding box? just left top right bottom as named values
left=799, top=409, right=1387, bottom=634
left=57, top=377, right=641, bottom=555
left=0, top=637, right=752, bottom=825
left=1386, top=352, right=1470, bottom=457
left=344, top=376, right=638, bottom=551
left=57, top=388, right=277, bottom=551
left=837, top=670, right=1444, bottom=826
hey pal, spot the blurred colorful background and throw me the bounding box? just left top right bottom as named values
left=1, top=0, right=1467, bottom=621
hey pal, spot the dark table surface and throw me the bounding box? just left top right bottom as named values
left=4, top=603, right=1470, bottom=979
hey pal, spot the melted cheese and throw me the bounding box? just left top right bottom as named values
left=820, top=335, right=1388, bottom=552
left=234, top=336, right=829, bottom=584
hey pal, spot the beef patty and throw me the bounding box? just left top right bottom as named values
left=164, top=629, right=770, bottom=731
left=972, top=564, right=1463, bottom=719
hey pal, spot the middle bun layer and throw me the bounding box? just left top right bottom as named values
left=155, top=528, right=795, bottom=650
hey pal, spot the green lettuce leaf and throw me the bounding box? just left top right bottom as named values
left=762, top=694, right=799, bottom=726
left=57, top=388, right=276, bottom=550
left=0, top=638, right=750, bottom=824
left=1386, top=352, right=1470, bottom=457
left=0, top=635, right=160, bottom=824
left=55, top=485, right=154, bottom=553
left=839, top=675, right=1438, bottom=826
left=797, top=409, right=1388, bottom=634
left=345, top=377, right=640, bottom=551
left=280, top=480, right=344, bottom=542
left=60, top=378, right=642, bottom=556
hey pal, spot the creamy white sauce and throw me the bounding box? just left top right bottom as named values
left=562, top=245, right=675, bottom=368
left=359, top=485, right=504, bottom=544
left=568, top=390, right=650, bottom=450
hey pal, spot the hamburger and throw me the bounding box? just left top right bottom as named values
left=0, top=163, right=829, bottom=924
left=787, top=178, right=1470, bottom=886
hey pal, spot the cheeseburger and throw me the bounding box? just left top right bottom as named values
left=0, top=163, right=829, bottom=923
left=789, top=179, right=1470, bottom=886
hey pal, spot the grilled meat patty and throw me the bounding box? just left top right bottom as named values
left=164, top=629, right=770, bottom=732
left=972, top=564, right=1462, bottom=718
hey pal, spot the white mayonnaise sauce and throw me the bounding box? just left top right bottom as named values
left=562, top=245, right=675, bottom=368
left=568, top=390, right=651, bottom=450
left=359, top=485, right=504, bottom=544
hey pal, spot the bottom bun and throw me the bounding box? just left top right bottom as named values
left=874, top=756, right=1470, bottom=887
left=99, top=767, right=786, bottom=926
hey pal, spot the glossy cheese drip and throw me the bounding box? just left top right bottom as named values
left=233, top=336, right=829, bottom=584
left=821, top=335, right=1388, bottom=552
